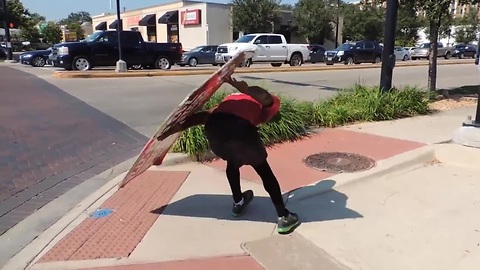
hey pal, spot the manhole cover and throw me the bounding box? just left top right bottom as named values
left=90, top=208, right=114, bottom=219
left=303, top=152, right=376, bottom=173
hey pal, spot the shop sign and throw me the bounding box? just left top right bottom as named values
left=126, top=15, right=142, bottom=26
left=180, top=9, right=201, bottom=25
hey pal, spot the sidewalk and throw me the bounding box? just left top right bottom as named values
left=4, top=106, right=480, bottom=270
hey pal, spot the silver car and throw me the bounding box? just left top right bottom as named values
left=394, top=46, right=410, bottom=61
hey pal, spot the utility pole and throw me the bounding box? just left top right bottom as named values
left=379, top=0, right=399, bottom=92
left=335, top=0, right=340, bottom=48
left=115, top=0, right=126, bottom=72
left=1, top=0, right=13, bottom=60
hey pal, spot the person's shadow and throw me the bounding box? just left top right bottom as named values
left=151, top=179, right=362, bottom=225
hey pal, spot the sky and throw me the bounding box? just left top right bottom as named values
left=21, top=0, right=357, bottom=21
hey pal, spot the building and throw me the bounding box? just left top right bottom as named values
left=91, top=0, right=312, bottom=50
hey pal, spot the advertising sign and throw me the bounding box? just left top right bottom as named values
left=119, top=50, right=253, bottom=188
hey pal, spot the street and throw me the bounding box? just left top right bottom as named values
left=10, top=62, right=480, bottom=137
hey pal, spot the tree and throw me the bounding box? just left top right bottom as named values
left=293, top=0, right=334, bottom=44
left=410, top=0, right=476, bottom=96
left=342, top=4, right=385, bottom=41
left=396, top=2, right=424, bottom=46
left=231, top=0, right=280, bottom=34
left=58, top=11, right=92, bottom=41
left=41, top=21, right=62, bottom=44
left=453, top=6, right=479, bottom=44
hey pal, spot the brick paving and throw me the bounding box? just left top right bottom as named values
left=82, top=255, right=265, bottom=270
left=208, top=129, right=425, bottom=192
left=38, top=171, right=189, bottom=262
left=0, top=66, right=148, bottom=235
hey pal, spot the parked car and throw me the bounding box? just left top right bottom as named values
left=19, top=47, right=53, bottom=67
left=52, top=30, right=183, bottom=71
left=410, top=42, right=452, bottom=60
left=452, top=44, right=477, bottom=59
left=394, top=46, right=410, bottom=61
left=178, top=45, right=218, bottom=67
left=306, top=44, right=326, bottom=63
left=324, top=40, right=383, bottom=65
left=0, top=47, right=6, bottom=60
left=215, top=33, right=310, bottom=67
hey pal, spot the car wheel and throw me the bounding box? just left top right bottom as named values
left=188, top=57, right=198, bottom=67
left=72, top=56, right=91, bottom=71
left=271, top=63, right=282, bottom=67
left=444, top=52, right=451, bottom=59
left=212, top=63, right=218, bottom=66
left=345, top=57, right=354, bottom=65
left=179, top=64, right=185, bottom=67
left=458, top=53, right=464, bottom=59
left=31, top=56, right=46, bottom=67
left=402, top=54, right=408, bottom=61
left=289, top=53, right=303, bottom=66
left=473, top=53, right=477, bottom=59
left=374, top=56, right=382, bottom=64
left=155, top=56, right=172, bottom=70
left=326, top=63, right=334, bottom=66
left=240, top=58, right=252, bottom=68
left=411, top=57, right=417, bottom=60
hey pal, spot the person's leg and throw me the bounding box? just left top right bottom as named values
left=226, top=160, right=254, bottom=217
left=252, top=159, right=300, bottom=234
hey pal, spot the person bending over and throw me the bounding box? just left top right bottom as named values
left=158, top=76, right=300, bottom=234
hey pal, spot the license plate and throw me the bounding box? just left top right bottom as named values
left=327, top=57, right=332, bottom=61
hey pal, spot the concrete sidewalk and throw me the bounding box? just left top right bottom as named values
left=3, top=106, right=480, bottom=270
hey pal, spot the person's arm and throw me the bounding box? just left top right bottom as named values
left=258, top=95, right=281, bottom=123
left=226, top=76, right=274, bottom=107
left=157, top=111, right=210, bottom=141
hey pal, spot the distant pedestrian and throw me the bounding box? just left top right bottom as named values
left=158, top=76, right=300, bottom=234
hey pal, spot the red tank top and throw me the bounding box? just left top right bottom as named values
left=212, top=93, right=280, bottom=126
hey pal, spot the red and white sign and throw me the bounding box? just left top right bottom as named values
left=119, top=50, right=253, bottom=188
left=126, top=15, right=141, bottom=26
left=181, top=9, right=201, bottom=25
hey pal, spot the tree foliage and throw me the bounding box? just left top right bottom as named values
left=57, top=11, right=92, bottom=41
left=342, top=3, right=384, bottom=41
left=230, top=0, right=280, bottom=33
left=42, top=21, right=62, bottom=44
left=293, top=0, right=334, bottom=44
left=396, top=2, right=424, bottom=46
left=453, top=6, right=479, bottom=44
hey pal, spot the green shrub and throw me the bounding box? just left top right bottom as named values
left=171, top=84, right=430, bottom=159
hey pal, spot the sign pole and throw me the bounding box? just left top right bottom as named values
left=115, top=0, right=127, bottom=72
left=1, top=0, right=13, bottom=60
left=379, top=0, right=399, bottom=92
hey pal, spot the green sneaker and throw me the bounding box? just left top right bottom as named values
left=277, top=212, right=300, bottom=234
left=231, top=190, right=254, bottom=217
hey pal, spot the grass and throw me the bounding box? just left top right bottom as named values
left=171, top=84, right=431, bottom=159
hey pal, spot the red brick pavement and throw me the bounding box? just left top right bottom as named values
left=0, top=66, right=147, bottom=235
left=38, top=171, right=189, bottom=262
left=82, top=255, right=264, bottom=270
left=207, top=129, right=425, bottom=192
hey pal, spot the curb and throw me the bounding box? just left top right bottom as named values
left=1, top=152, right=193, bottom=270
left=285, top=145, right=436, bottom=199
left=51, top=60, right=475, bottom=79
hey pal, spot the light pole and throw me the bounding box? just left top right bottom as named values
left=1, top=0, right=13, bottom=61
left=379, top=0, right=399, bottom=92
left=335, top=0, right=340, bottom=48
left=115, top=0, right=127, bottom=72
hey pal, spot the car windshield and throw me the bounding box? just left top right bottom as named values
left=395, top=47, right=403, bottom=51
left=234, top=35, right=256, bottom=43
left=189, top=46, right=204, bottom=52
left=84, top=31, right=104, bottom=42
left=419, top=43, right=430, bottom=48
left=335, top=43, right=354, bottom=50
left=455, top=44, right=465, bottom=49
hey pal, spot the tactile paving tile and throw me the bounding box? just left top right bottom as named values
left=38, top=170, right=189, bottom=262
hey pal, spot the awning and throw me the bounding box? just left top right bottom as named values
left=95, top=21, right=107, bottom=31
left=109, top=19, right=122, bottom=30
left=158, top=11, right=178, bottom=24
left=138, top=14, right=156, bottom=26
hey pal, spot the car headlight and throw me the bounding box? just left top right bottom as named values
left=23, top=54, right=32, bottom=58
left=337, top=51, right=344, bottom=56
left=58, top=46, right=69, bottom=55
left=324, top=52, right=327, bottom=56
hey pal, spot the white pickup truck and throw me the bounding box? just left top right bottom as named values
left=215, top=33, right=310, bottom=67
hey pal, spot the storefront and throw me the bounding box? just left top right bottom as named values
left=91, top=0, right=306, bottom=50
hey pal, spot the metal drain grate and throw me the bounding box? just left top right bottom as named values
left=303, top=152, right=376, bottom=173
left=90, top=208, right=114, bottom=219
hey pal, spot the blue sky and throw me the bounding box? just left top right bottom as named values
left=21, top=0, right=357, bottom=21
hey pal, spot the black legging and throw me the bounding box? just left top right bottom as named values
left=226, top=160, right=289, bottom=217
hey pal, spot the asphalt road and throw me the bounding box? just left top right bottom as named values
left=10, top=61, right=479, bottom=137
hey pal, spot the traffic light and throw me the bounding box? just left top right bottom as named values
left=9, top=22, right=14, bottom=28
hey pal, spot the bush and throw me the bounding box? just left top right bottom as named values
left=171, top=84, right=430, bottom=159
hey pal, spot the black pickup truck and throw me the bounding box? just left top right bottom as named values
left=52, top=30, right=182, bottom=70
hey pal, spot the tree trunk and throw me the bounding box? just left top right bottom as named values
left=428, top=19, right=439, bottom=94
